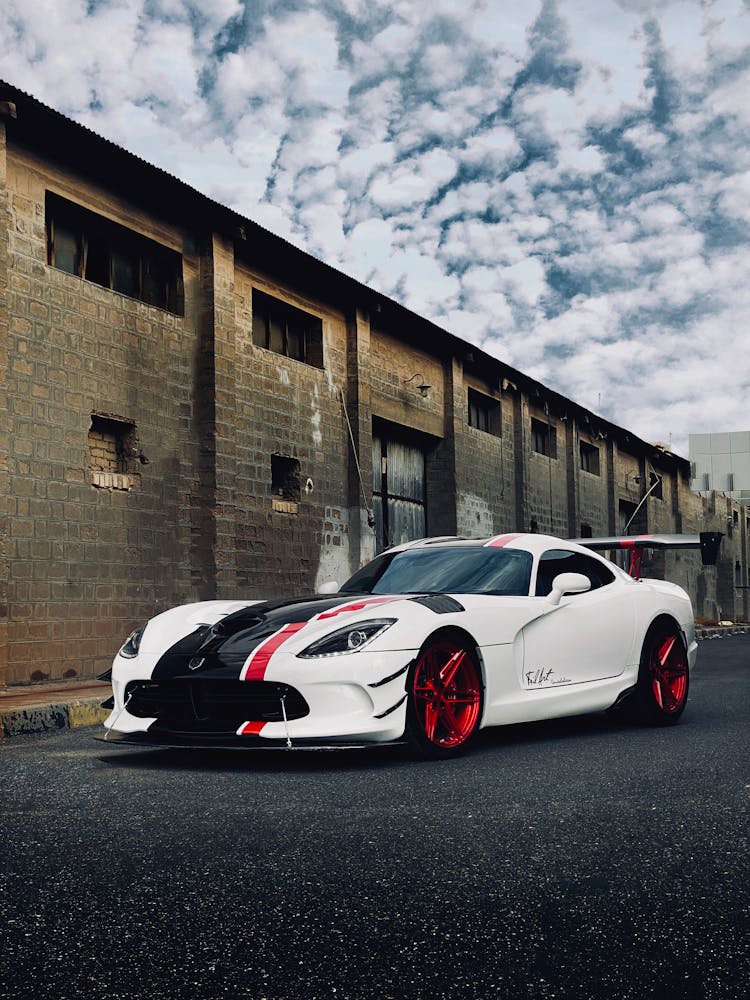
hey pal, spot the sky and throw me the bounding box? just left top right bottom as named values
left=3, top=0, right=750, bottom=457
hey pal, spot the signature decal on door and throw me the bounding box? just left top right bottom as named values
left=525, top=668, right=572, bottom=687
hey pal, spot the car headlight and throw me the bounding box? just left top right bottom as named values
left=297, top=619, right=396, bottom=658
left=119, top=626, right=146, bottom=659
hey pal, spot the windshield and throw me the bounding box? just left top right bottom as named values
left=340, top=546, right=533, bottom=596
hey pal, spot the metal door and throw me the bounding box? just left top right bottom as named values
left=372, top=435, right=426, bottom=552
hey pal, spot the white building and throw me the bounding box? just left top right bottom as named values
left=690, top=432, right=750, bottom=505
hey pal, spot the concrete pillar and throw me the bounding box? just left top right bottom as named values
left=513, top=392, right=527, bottom=531
left=210, top=235, right=239, bottom=597
left=0, top=119, right=8, bottom=686
left=566, top=419, right=577, bottom=537
left=345, top=306, right=375, bottom=572
left=425, top=355, right=459, bottom=537
left=190, top=236, right=218, bottom=600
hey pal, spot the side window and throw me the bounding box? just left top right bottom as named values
left=535, top=549, right=615, bottom=596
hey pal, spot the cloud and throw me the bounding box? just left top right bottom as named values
left=2, top=0, right=750, bottom=456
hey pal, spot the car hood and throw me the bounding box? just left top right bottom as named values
left=132, top=591, right=558, bottom=683
left=146, top=593, right=414, bottom=680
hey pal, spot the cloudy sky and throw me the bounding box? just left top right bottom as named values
left=3, top=0, right=750, bottom=455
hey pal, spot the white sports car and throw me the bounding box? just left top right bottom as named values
left=101, top=531, right=720, bottom=757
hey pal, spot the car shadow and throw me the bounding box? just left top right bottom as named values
left=94, top=707, right=643, bottom=774
left=475, top=707, right=637, bottom=750
left=96, top=740, right=413, bottom=773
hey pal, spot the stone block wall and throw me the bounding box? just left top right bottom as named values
left=3, top=144, right=202, bottom=684
left=233, top=266, right=351, bottom=595
left=456, top=371, right=510, bottom=537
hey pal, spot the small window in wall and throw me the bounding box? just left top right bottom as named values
left=46, top=193, right=184, bottom=315
left=619, top=498, right=644, bottom=534
left=531, top=418, right=556, bottom=458
left=649, top=471, right=663, bottom=500
left=467, top=388, right=501, bottom=436
left=579, top=440, right=600, bottom=476
left=271, top=454, right=300, bottom=514
left=252, top=289, right=324, bottom=368
left=580, top=523, right=593, bottom=538
left=88, top=414, right=143, bottom=490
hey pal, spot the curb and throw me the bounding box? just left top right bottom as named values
left=697, top=626, right=750, bottom=639
left=0, top=697, right=108, bottom=740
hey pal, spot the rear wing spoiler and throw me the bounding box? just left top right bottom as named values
left=572, top=532, right=723, bottom=579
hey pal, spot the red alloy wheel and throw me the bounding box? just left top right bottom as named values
left=412, top=640, right=482, bottom=749
left=647, top=630, right=688, bottom=715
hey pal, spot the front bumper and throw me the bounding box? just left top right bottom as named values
left=104, top=648, right=414, bottom=745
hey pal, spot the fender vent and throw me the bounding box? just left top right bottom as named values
left=410, top=594, right=465, bottom=614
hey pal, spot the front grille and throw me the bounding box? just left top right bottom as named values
left=124, top=679, right=309, bottom=734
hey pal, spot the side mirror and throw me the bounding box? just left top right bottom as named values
left=548, top=572, right=591, bottom=606
left=317, top=581, right=340, bottom=595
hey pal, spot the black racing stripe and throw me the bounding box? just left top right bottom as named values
left=151, top=595, right=371, bottom=680
left=410, top=594, right=465, bottom=613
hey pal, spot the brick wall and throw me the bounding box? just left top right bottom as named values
left=233, top=267, right=351, bottom=595
left=3, top=144, right=202, bottom=684
left=455, top=370, right=510, bottom=537
left=575, top=430, right=610, bottom=536
left=0, top=121, right=9, bottom=687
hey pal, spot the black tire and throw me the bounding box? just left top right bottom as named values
left=630, top=620, right=689, bottom=726
left=405, top=633, right=484, bottom=758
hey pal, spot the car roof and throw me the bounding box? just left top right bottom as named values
left=385, top=533, right=599, bottom=558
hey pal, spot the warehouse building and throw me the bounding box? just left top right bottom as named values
left=0, top=81, right=747, bottom=688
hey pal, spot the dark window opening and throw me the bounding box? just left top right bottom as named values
left=467, top=388, right=501, bottom=436
left=271, top=455, right=301, bottom=503
left=88, top=413, right=143, bottom=489
left=619, top=498, right=640, bottom=533
left=579, top=440, right=600, bottom=476
left=580, top=523, right=593, bottom=538
left=252, top=289, right=324, bottom=368
left=46, top=192, right=184, bottom=315
left=531, top=418, right=556, bottom=458
left=649, top=471, right=663, bottom=499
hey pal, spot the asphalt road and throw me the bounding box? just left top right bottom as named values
left=1, top=638, right=748, bottom=1000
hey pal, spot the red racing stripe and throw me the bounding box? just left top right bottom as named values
left=484, top=533, right=523, bottom=548
left=316, top=596, right=400, bottom=620
left=239, top=621, right=308, bottom=681
left=237, top=720, right=265, bottom=736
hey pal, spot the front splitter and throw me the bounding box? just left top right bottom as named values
left=95, top=730, right=406, bottom=752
